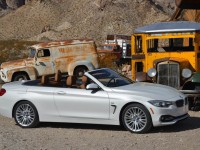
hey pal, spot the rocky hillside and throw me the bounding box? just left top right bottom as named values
left=0, top=0, right=174, bottom=44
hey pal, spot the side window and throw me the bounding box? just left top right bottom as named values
left=135, top=62, right=143, bottom=72
left=135, top=36, right=142, bottom=53
left=28, top=48, right=36, bottom=58
left=37, top=49, right=50, bottom=58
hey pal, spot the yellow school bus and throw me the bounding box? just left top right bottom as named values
left=131, top=21, right=200, bottom=110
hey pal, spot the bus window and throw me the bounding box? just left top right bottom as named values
left=135, top=36, right=142, bottom=53
left=135, top=62, right=143, bottom=72
left=147, top=38, right=194, bottom=52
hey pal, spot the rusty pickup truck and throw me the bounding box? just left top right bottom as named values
left=0, top=39, right=99, bottom=82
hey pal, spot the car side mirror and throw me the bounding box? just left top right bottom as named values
left=86, top=83, right=99, bottom=90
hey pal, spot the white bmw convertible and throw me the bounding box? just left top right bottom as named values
left=0, top=68, right=189, bottom=133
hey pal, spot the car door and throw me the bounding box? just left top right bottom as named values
left=35, top=49, right=55, bottom=76
left=54, top=87, right=110, bottom=119
left=27, top=86, right=58, bottom=118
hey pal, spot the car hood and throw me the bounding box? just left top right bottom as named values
left=111, top=82, right=184, bottom=100
left=1, top=59, right=26, bottom=69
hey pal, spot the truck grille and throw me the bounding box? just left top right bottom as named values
left=157, top=61, right=180, bottom=88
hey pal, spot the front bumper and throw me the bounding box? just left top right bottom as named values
left=0, top=69, right=9, bottom=82
left=152, top=112, right=189, bottom=127
left=158, top=113, right=189, bottom=125
left=150, top=102, right=189, bottom=127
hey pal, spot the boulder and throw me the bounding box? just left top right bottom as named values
left=6, top=0, right=25, bottom=9
left=0, top=0, right=7, bottom=9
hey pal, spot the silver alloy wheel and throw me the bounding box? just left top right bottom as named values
left=15, top=104, right=35, bottom=127
left=124, top=106, right=147, bottom=132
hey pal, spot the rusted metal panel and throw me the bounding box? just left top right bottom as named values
left=51, top=42, right=98, bottom=74
left=6, top=67, right=37, bottom=81
left=1, top=59, right=25, bottom=69
left=0, top=39, right=99, bottom=82
left=32, top=39, right=94, bottom=50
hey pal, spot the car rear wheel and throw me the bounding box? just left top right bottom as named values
left=14, top=101, right=39, bottom=128
left=122, top=103, right=152, bottom=133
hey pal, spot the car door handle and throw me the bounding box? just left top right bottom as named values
left=57, top=91, right=66, bottom=95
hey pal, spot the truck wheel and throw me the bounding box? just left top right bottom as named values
left=13, top=73, right=29, bottom=81
left=74, top=66, right=88, bottom=77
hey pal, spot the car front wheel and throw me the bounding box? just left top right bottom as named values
left=122, top=103, right=152, bottom=133
left=14, top=101, right=39, bottom=128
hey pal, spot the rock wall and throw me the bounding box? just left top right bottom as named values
left=0, top=0, right=171, bottom=44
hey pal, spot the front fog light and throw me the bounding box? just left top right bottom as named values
left=160, top=115, right=175, bottom=122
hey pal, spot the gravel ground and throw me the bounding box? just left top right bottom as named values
left=0, top=112, right=200, bottom=150
left=1, top=83, right=200, bottom=150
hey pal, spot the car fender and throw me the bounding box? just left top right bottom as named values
left=191, top=72, right=200, bottom=83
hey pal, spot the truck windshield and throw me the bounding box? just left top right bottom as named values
left=28, top=48, right=36, bottom=58
left=147, top=37, right=194, bottom=52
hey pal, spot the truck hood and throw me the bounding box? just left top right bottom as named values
left=1, top=59, right=26, bottom=69
left=111, top=82, right=184, bottom=100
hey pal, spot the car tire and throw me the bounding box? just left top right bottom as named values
left=121, top=103, right=152, bottom=133
left=14, top=101, right=39, bottom=128
left=74, top=66, right=88, bottom=77
left=13, top=73, right=29, bottom=81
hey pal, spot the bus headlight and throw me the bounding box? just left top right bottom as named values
left=147, top=68, right=157, bottom=77
left=182, top=68, right=192, bottom=78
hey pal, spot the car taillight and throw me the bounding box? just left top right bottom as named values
left=0, top=88, right=6, bottom=96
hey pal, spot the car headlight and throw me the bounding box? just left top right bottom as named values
left=148, top=100, right=173, bottom=107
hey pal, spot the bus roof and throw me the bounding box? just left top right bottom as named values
left=134, top=21, right=200, bottom=34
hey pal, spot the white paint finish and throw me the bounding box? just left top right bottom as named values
left=54, top=88, right=110, bottom=119
left=0, top=68, right=189, bottom=128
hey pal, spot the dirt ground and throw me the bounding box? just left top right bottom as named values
left=1, top=84, right=200, bottom=150
left=0, top=111, right=200, bottom=150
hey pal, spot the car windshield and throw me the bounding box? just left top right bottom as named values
left=28, top=48, right=36, bottom=58
left=89, top=68, right=134, bottom=87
